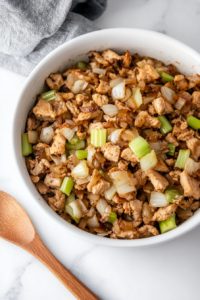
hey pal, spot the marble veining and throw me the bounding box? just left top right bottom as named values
left=1, top=0, right=200, bottom=299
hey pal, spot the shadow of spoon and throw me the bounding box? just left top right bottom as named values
left=0, top=190, right=99, bottom=300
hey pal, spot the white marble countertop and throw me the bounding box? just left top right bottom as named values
left=1, top=0, right=200, bottom=299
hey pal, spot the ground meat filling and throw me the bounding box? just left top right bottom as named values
left=24, top=50, right=200, bottom=239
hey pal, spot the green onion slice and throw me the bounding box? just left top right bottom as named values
left=76, top=61, right=87, bottom=69
left=165, top=189, right=182, bottom=203
left=75, top=150, right=88, bottom=159
left=108, top=212, right=117, bottom=224
left=129, top=136, right=151, bottom=158
left=41, top=90, right=56, bottom=101
left=187, top=116, right=200, bottom=130
left=91, top=129, right=107, bottom=147
left=159, top=213, right=177, bottom=234
left=21, top=133, right=33, bottom=156
left=175, top=149, right=190, bottom=169
left=60, top=177, right=74, bottom=196
left=158, top=115, right=173, bottom=135
left=167, top=143, right=176, bottom=156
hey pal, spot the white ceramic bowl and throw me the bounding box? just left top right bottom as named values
left=13, top=28, right=200, bottom=247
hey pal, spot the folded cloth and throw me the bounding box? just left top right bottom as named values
left=0, top=0, right=107, bottom=75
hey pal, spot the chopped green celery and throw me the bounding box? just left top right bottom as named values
left=187, top=116, right=200, bottom=130
left=159, top=213, right=177, bottom=234
left=175, top=149, right=190, bottom=169
left=69, top=134, right=79, bottom=145
left=66, top=139, right=85, bottom=150
left=167, top=143, right=175, bottom=156
left=99, top=169, right=104, bottom=176
left=65, top=192, right=75, bottom=205
left=165, top=189, right=182, bottom=203
left=108, top=212, right=117, bottom=224
left=91, top=129, right=107, bottom=147
left=41, top=90, right=56, bottom=101
left=161, top=72, right=174, bottom=82
left=158, top=115, right=173, bottom=135
left=21, top=133, right=32, bottom=156
left=76, top=61, right=87, bottom=69
left=65, top=205, right=79, bottom=223
left=129, top=136, right=151, bottom=158
left=75, top=150, right=88, bottom=159
left=60, top=177, right=74, bottom=196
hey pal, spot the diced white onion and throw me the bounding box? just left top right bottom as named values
left=104, top=184, right=116, bottom=200
left=87, top=145, right=96, bottom=167
left=150, top=192, right=168, bottom=207
left=61, top=153, right=67, bottom=163
left=157, top=66, right=169, bottom=72
left=85, top=206, right=95, bottom=218
left=96, top=198, right=108, bottom=216
left=92, top=68, right=106, bottom=75
left=71, top=80, right=88, bottom=94
left=113, top=219, right=120, bottom=234
left=121, top=129, right=139, bottom=142
left=28, top=131, right=38, bottom=144
left=110, top=171, right=130, bottom=182
left=136, top=60, right=147, bottom=68
left=121, top=88, right=132, bottom=102
left=108, top=129, right=124, bottom=143
left=50, top=155, right=61, bottom=165
left=131, top=87, right=142, bottom=108
left=149, top=141, right=162, bottom=155
left=72, top=126, right=78, bottom=132
left=177, top=208, right=193, bottom=219
left=140, top=150, right=158, bottom=171
left=71, top=160, right=89, bottom=178
left=65, top=120, right=76, bottom=126
left=40, top=126, right=54, bottom=144
left=161, top=86, right=175, bottom=104
left=87, top=214, right=100, bottom=228
left=113, top=180, right=136, bottom=195
left=78, top=218, right=87, bottom=230
left=67, top=73, right=78, bottom=86
left=87, top=193, right=99, bottom=202
left=60, top=127, right=75, bottom=141
left=112, top=81, right=126, bottom=100
left=69, top=199, right=88, bottom=218
left=174, top=98, right=186, bottom=110
left=102, top=104, right=119, bottom=117
left=143, top=95, right=157, bottom=105
left=109, top=77, right=124, bottom=88
left=76, top=176, right=91, bottom=185
left=184, top=157, right=200, bottom=176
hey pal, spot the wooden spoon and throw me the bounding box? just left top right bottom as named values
left=0, top=191, right=99, bottom=300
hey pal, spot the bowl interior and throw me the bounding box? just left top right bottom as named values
left=14, top=28, right=200, bottom=247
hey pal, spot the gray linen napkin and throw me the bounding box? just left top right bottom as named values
left=0, top=0, right=107, bottom=75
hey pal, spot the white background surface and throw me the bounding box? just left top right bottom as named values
left=1, top=0, right=200, bottom=299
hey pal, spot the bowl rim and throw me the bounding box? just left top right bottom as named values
left=13, top=28, right=200, bottom=247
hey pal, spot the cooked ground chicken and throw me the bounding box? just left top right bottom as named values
left=23, top=50, right=200, bottom=240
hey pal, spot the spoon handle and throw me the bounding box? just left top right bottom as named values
left=25, top=232, right=99, bottom=300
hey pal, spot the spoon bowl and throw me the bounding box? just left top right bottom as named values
left=0, top=191, right=99, bottom=300
left=0, top=191, right=35, bottom=245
